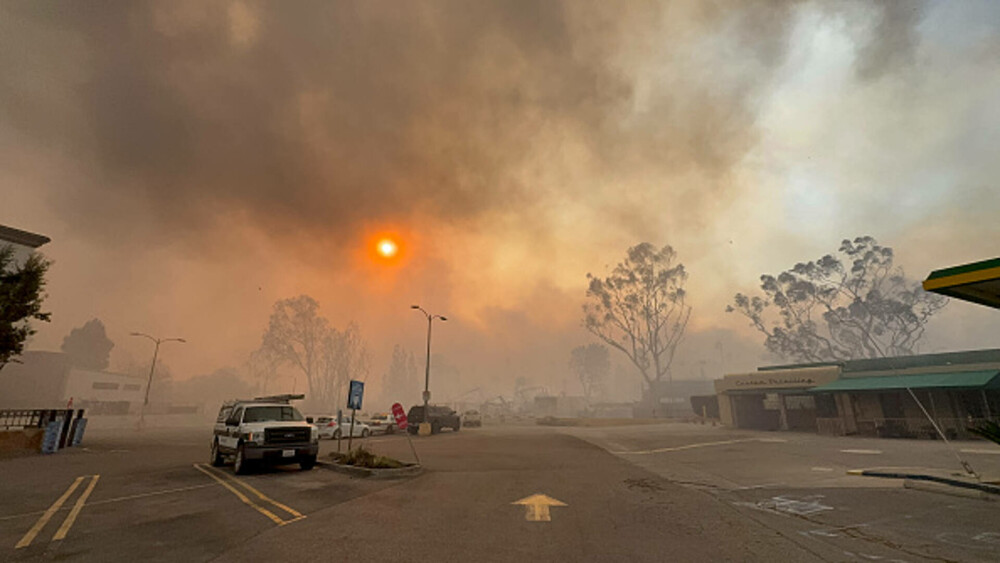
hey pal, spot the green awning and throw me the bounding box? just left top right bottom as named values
left=809, top=370, right=1000, bottom=393
left=923, top=257, right=1000, bottom=309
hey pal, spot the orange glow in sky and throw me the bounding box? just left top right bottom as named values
left=377, top=238, right=398, bottom=258
left=359, top=229, right=411, bottom=275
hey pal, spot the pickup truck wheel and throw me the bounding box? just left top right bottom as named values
left=453, top=422, right=460, bottom=432
left=361, top=429, right=370, bottom=438
left=233, top=443, right=250, bottom=475
left=333, top=429, right=342, bottom=440
left=300, top=456, right=316, bottom=471
left=431, top=422, right=441, bottom=435
left=210, top=439, right=224, bottom=467
left=386, top=426, right=394, bottom=435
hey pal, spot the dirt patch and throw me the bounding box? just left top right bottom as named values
left=0, top=428, right=43, bottom=458
left=624, top=477, right=667, bottom=492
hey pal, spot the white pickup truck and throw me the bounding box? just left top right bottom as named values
left=210, top=394, right=320, bottom=474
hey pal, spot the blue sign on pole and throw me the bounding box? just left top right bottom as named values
left=347, top=380, right=364, bottom=410
left=42, top=420, right=62, bottom=454
left=71, top=418, right=88, bottom=447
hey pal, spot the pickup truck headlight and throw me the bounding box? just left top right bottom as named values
left=310, top=427, right=319, bottom=443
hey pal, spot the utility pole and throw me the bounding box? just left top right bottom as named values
left=130, top=332, right=185, bottom=430
left=411, top=305, right=447, bottom=435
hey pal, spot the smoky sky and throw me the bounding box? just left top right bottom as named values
left=3, top=0, right=852, bottom=247
left=4, top=1, right=1000, bottom=393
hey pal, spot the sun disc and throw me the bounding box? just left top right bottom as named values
left=377, top=238, right=398, bottom=257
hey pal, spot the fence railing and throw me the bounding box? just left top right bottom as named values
left=0, top=409, right=52, bottom=430
left=0, top=409, right=84, bottom=430
left=0, top=409, right=88, bottom=453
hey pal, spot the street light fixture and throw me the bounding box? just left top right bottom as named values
left=130, top=332, right=186, bottom=429
left=411, top=305, right=447, bottom=433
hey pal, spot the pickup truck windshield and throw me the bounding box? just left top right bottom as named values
left=243, top=406, right=304, bottom=423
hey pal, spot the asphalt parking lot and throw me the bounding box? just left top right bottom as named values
left=2, top=422, right=999, bottom=562
left=0, top=428, right=395, bottom=562
left=566, top=423, right=1000, bottom=561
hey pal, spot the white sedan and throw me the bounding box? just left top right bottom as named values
left=312, top=415, right=371, bottom=440
left=366, top=412, right=397, bottom=434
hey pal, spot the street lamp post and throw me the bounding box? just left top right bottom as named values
left=130, top=332, right=185, bottom=429
left=411, top=306, right=446, bottom=434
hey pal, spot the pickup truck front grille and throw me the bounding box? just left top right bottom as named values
left=264, top=427, right=310, bottom=445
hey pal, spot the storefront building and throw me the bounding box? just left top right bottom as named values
left=715, top=257, right=1000, bottom=438
left=714, top=366, right=839, bottom=431
left=716, top=349, right=1000, bottom=438
left=809, top=350, right=1000, bottom=438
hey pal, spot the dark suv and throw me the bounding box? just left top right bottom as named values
left=407, top=405, right=461, bottom=434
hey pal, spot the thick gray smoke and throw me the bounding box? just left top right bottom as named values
left=5, top=1, right=996, bottom=396
left=2, top=0, right=918, bottom=250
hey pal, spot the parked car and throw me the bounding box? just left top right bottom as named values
left=367, top=412, right=396, bottom=434
left=312, top=414, right=371, bottom=439
left=212, top=394, right=319, bottom=474
left=406, top=405, right=461, bottom=434
left=463, top=409, right=482, bottom=427
left=311, top=414, right=337, bottom=439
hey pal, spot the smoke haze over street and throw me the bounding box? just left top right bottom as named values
left=4, top=1, right=1000, bottom=400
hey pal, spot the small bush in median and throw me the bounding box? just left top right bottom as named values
left=330, top=447, right=404, bottom=469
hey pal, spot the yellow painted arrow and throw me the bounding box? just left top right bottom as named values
left=511, top=494, right=567, bottom=522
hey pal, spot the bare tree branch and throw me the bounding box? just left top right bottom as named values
left=727, top=236, right=948, bottom=362
left=583, top=243, right=691, bottom=390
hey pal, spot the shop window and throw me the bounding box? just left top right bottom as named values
left=784, top=395, right=815, bottom=410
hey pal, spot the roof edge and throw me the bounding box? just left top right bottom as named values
left=925, top=257, right=1000, bottom=282
left=0, top=224, right=51, bottom=248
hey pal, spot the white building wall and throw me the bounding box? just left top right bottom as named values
left=6, top=242, right=34, bottom=266
left=0, top=224, right=50, bottom=266
left=62, top=368, right=146, bottom=406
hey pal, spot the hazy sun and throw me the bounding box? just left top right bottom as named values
left=377, top=238, right=398, bottom=258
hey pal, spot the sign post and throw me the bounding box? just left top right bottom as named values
left=392, top=402, right=419, bottom=464
left=337, top=409, right=343, bottom=453
left=347, top=380, right=364, bottom=451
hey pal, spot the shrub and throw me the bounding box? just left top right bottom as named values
left=331, top=447, right=404, bottom=468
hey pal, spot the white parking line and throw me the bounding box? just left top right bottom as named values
left=960, top=448, right=1000, bottom=455
left=811, top=467, right=835, bottom=472
left=612, top=437, right=787, bottom=455
left=0, top=484, right=216, bottom=523
left=840, top=449, right=882, bottom=455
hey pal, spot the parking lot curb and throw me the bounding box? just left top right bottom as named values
left=318, top=459, right=423, bottom=479
left=848, top=468, right=1000, bottom=496
left=903, top=479, right=997, bottom=501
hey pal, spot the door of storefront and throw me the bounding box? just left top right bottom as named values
left=731, top=394, right=780, bottom=431
left=783, top=394, right=818, bottom=431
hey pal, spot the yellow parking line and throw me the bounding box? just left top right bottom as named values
left=225, top=475, right=304, bottom=519
left=15, top=476, right=85, bottom=549
left=193, top=465, right=286, bottom=526
left=53, top=475, right=100, bottom=541
left=195, top=464, right=305, bottom=521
